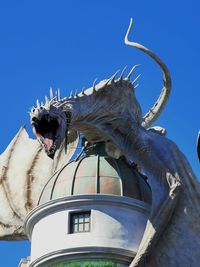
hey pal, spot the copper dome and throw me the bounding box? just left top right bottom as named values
left=38, top=142, right=152, bottom=205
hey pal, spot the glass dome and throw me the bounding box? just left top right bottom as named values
left=38, top=142, right=151, bottom=205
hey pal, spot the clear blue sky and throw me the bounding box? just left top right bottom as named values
left=0, top=0, right=199, bottom=266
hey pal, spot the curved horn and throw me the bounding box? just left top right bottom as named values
left=125, top=18, right=172, bottom=128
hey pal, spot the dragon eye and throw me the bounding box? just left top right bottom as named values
left=40, top=106, right=44, bottom=110
left=32, top=108, right=35, bottom=112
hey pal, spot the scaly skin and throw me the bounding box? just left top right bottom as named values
left=30, top=73, right=200, bottom=266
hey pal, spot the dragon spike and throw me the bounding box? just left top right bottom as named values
left=81, top=87, right=86, bottom=95
left=133, top=83, right=139, bottom=89
left=57, top=102, right=66, bottom=108
left=49, top=96, right=57, bottom=105
left=75, top=89, right=78, bottom=97
left=50, top=87, right=54, bottom=99
left=106, top=69, right=120, bottom=85
left=45, top=96, right=49, bottom=105
left=126, top=64, right=140, bottom=80
left=69, top=90, right=73, bottom=98
left=36, top=99, right=40, bottom=109
left=118, top=66, right=127, bottom=80
left=132, top=74, right=141, bottom=85
left=57, top=88, right=61, bottom=100
left=92, top=78, right=98, bottom=92
left=55, top=102, right=63, bottom=108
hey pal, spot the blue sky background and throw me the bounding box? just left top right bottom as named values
left=0, top=0, right=199, bottom=266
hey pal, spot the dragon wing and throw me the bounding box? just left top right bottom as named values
left=0, top=127, right=79, bottom=240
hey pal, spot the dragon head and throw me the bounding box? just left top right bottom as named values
left=29, top=73, right=143, bottom=159
left=30, top=19, right=171, bottom=159
left=29, top=89, right=70, bottom=159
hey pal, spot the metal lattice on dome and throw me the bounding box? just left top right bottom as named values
left=38, top=142, right=152, bottom=205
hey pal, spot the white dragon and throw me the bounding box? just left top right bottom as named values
left=0, top=19, right=199, bottom=267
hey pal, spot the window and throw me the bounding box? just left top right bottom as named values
left=70, top=211, right=91, bottom=233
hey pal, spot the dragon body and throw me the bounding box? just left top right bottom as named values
left=0, top=19, right=199, bottom=266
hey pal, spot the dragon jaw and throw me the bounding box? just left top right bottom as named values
left=30, top=96, right=69, bottom=159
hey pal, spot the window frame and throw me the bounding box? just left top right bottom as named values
left=69, top=210, right=91, bottom=234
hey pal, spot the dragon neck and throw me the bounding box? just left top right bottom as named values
left=61, top=78, right=143, bottom=143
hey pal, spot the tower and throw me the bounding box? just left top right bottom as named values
left=21, top=142, right=151, bottom=267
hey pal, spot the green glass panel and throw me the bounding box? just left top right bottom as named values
left=99, top=158, right=119, bottom=178
left=100, top=176, right=121, bottom=195
left=76, top=157, right=97, bottom=177
left=73, top=176, right=96, bottom=194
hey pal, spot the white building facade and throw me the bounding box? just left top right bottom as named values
left=21, top=143, right=151, bottom=267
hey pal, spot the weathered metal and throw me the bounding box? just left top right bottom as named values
left=38, top=142, right=151, bottom=205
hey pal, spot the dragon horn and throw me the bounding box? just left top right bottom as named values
left=45, top=96, right=49, bottom=105
left=105, top=69, right=120, bottom=85
left=36, top=99, right=40, bottom=109
left=125, top=18, right=171, bottom=128
left=57, top=88, right=61, bottom=100
left=50, top=87, right=54, bottom=99
left=75, top=89, right=78, bottom=97
left=133, top=83, right=139, bottom=89
left=49, top=96, right=57, bottom=104
left=69, top=91, right=73, bottom=98
left=126, top=65, right=140, bottom=80
left=118, top=66, right=127, bottom=80
left=81, top=87, right=86, bottom=95
left=93, top=78, right=98, bottom=92
left=132, top=74, right=141, bottom=86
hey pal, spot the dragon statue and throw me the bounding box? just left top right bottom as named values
left=0, top=19, right=199, bottom=267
